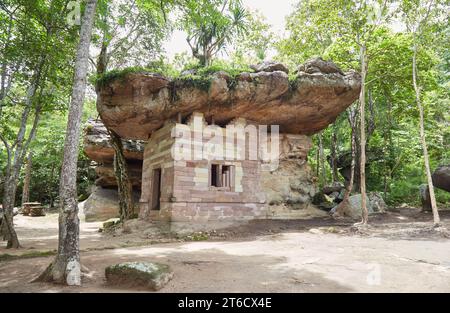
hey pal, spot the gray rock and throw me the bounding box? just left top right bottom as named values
left=250, top=61, right=289, bottom=74
left=84, top=186, right=140, bottom=222
left=432, top=165, right=450, bottom=192
left=296, top=57, right=344, bottom=75
left=323, top=182, right=345, bottom=194
left=105, top=262, right=173, bottom=291
left=419, top=184, right=431, bottom=211
left=368, top=192, right=386, bottom=213
left=334, top=194, right=374, bottom=219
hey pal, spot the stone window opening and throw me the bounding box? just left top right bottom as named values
left=210, top=164, right=234, bottom=190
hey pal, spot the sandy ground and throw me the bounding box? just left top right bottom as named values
left=0, top=208, right=449, bottom=293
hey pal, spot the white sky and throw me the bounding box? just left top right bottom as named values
left=163, top=0, right=298, bottom=60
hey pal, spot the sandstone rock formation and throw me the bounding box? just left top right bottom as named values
left=84, top=119, right=145, bottom=164
left=83, top=119, right=144, bottom=221
left=97, top=58, right=361, bottom=140
left=83, top=186, right=140, bottom=222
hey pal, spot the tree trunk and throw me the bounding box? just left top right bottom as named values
left=35, top=0, right=98, bottom=286
left=359, top=45, right=368, bottom=225
left=1, top=68, right=44, bottom=249
left=22, top=152, right=33, bottom=207
left=95, top=22, right=134, bottom=223
left=334, top=106, right=357, bottom=217
left=109, top=131, right=134, bottom=221
left=412, top=40, right=440, bottom=226
left=318, top=132, right=326, bottom=187
left=331, top=124, right=338, bottom=183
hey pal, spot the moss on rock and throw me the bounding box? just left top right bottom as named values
left=105, top=262, right=173, bottom=291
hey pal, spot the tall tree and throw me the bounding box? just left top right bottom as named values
left=0, top=0, right=78, bottom=248
left=93, top=0, right=168, bottom=222
left=401, top=0, right=445, bottom=226
left=180, top=0, right=249, bottom=66
left=36, top=0, right=98, bottom=286
left=21, top=152, right=32, bottom=206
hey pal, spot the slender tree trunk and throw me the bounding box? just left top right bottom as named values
left=334, top=106, right=357, bottom=217
left=318, top=132, right=326, bottom=187
left=95, top=25, right=134, bottom=222
left=1, top=67, right=44, bottom=248
left=35, top=0, right=98, bottom=286
left=21, top=152, right=33, bottom=207
left=109, top=131, right=134, bottom=221
left=331, top=124, right=338, bottom=183
left=359, top=45, right=368, bottom=225
left=412, top=40, right=440, bottom=226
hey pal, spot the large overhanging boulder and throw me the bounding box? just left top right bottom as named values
left=97, top=58, right=361, bottom=140
left=84, top=119, right=145, bottom=163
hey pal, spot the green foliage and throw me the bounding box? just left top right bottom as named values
left=179, top=0, right=250, bottom=66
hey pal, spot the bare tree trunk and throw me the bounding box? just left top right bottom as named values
left=318, top=132, right=326, bottom=187
left=334, top=106, right=357, bottom=217
left=1, top=68, right=44, bottom=248
left=95, top=23, right=134, bottom=222
left=35, top=0, right=98, bottom=286
left=412, top=40, right=440, bottom=226
left=21, top=152, right=33, bottom=207
left=359, top=45, right=368, bottom=225
left=331, top=124, right=338, bottom=183
left=109, top=131, right=134, bottom=221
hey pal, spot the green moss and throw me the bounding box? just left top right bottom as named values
left=174, top=75, right=213, bottom=92
left=0, top=250, right=57, bottom=263
left=95, top=67, right=154, bottom=88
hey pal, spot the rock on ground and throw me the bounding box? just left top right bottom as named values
left=332, top=194, right=374, bottom=219
left=83, top=186, right=140, bottom=222
left=105, top=262, right=173, bottom=291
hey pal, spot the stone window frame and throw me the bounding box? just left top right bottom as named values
left=209, top=162, right=235, bottom=192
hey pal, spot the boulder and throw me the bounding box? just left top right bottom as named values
left=105, top=262, right=173, bottom=291
left=432, top=165, right=450, bottom=192
left=250, top=61, right=289, bottom=74
left=97, top=59, right=361, bottom=140
left=368, top=192, right=386, bottom=213
left=419, top=184, right=432, bottom=211
left=95, top=164, right=143, bottom=188
left=332, top=194, right=374, bottom=219
left=84, top=119, right=145, bottom=164
left=296, top=57, right=344, bottom=75
left=323, top=182, right=345, bottom=195
left=83, top=186, right=140, bottom=222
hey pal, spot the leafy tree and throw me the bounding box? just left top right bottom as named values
left=180, top=0, right=249, bottom=66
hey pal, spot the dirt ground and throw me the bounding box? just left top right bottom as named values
left=1, top=208, right=449, bottom=293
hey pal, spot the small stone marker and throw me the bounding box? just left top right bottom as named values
left=105, top=262, right=173, bottom=291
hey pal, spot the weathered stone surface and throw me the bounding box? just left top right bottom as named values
left=432, top=165, right=450, bottom=192
left=261, top=135, right=317, bottom=211
left=97, top=59, right=361, bottom=140
left=95, top=164, right=142, bottom=188
left=105, top=262, right=173, bottom=291
left=83, top=186, right=140, bottom=222
left=368, top=192, right=387, bottom=213
left=251, top=61, right=289, bottom=74
left=420, top=184, right=432, bottom=211
left=296, top=57, right=344, bottom=75
left=331, top=194, right=374, bottom=219
left=84, top=119, right=145, bottom=163
left=323, top=182, right=345, bottom=195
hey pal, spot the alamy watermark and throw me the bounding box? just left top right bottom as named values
left=171, top=117, right=280, bottom=170
left=67, top=1, right=81, bottom=26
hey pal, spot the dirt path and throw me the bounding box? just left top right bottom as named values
left=1, top=209, right=449, bottom=293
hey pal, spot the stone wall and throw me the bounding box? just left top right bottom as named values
left=139, top=113, right=320, bottom=223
